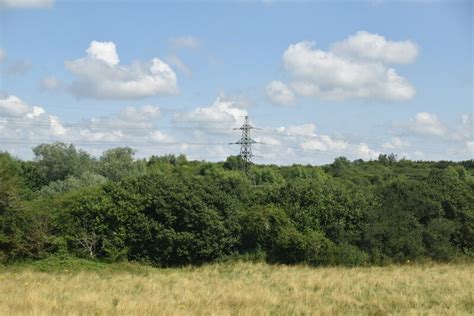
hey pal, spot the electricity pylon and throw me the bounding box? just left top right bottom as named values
left=230, top=115, right=258, bottom=174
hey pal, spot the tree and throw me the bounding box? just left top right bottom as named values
left=0, top=152, right=53, bottom=260
left=32, top=142, right=93, bottom=185
left=38, top=172, right=106, bottom=197
left=364, top=179, right=426, bottom=263
left=98, top=147, right=144, bottom=181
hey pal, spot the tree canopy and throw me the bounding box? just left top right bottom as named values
left=0, top=143, right=473, bottom=266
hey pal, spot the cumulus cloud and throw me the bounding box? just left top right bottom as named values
left=0, top=95, right=32, bottom=117
left=65, top=41, right=178, bottom=99
left=218, top=91, right=254, bottom=109
left=1, top=94, right=383, bottom=163
left=382, top=137, right=410, bottom=149
left=0, top=94, right=179, bottom=158
left=85, top=41, right=120, bottom=66
left=0, top=94, right=67, bottom=142
left=170, top=36, right=200, bottom=49
left=149, top=130, right=174, bottom=143
left=74, top=106, right=172, bottom=144
left=300, top=136, right=348, bottom=152
left=466, top=141, right=474, bottom=155
left=331, top=31, right=419, bottom=64
left=174, top=97, right=247, bottom=129
left=118, top=105, right=161, bottom=122
left=0, top=0, right=53, bottom=8
left=408, top=112, right=448, bottom=137
left=268, top=31, right=417, bottom=103
left=265, top=80, right=295, bottom=106
left=79, top=105, right=161, bottom=132
left=385, top=112, right=474, bottom=160
left=355, top=143, right=380, bottom=160
left=26, top=106, right=45, bottom=119
left=276, top=123, right=348, bottom=154
left=264, top=123, right=382, bottom=162
left=457, top=113, right=473, bottom=141
left=461, top=114, right=472, bottom=126
left=283, top=40, right=415, bottom=101
left=278, top=123, right=316, bottom=136
left=254, top=135, right=281, bottom=146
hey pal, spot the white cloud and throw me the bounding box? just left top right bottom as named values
left=174, top=97, right=247, bottom=129
left=265, top=80, right=295, bottom=106
left=457, top=113, right=473, bottom=141
left=118, top=105, right=161, bottom=122
left=278, top=123, right=316, bottom=136
left=283, top=40, right=415, bottom=102
left=387, top=113, right=472, bottom=161
left=86, top=41, right=120, bottom=66
left=331, top=31, right=419, bottom=64
left=0, top=49, right=5, bottom=63
left=382, top=137, right=410, bottom=149
left=40, top=75, right=62, bottom=90
left=466, top=141, right=474, bottom=155
left=355, top=143, right=380, bottom=160
left=49, top=116, right=66, bottom=136
left=254, top=135, right=281, bottom=146
left=0, top=0, right=53, bottom=8
left=218, top=91, right=254, bottom=109
left=78, top=129, right=124, bottom=142
left=408, top=112, right=448, bottom=137
left=268, top=123, right=382, bottom=162
left=268, top=32, right=418, bottom=103
left=81, top=105, right=161, bottom=131
left=26, top=106, right=45, bottom=119
left=170, top=36, right=200, bottom=49
left=149, top=130, right=174, bottom=143
left=300, top=135, right=348, bottom=152
left=0, top=95, right=31, bottom=117
left=461, top=114, right=472, bottom=126
left=0, top=94, right=180, bottom=158
left=0, top=94, right=67, bottom=145
left=65, top=41, right=178, bottom=99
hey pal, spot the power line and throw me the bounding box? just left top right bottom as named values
left=0, top=119, right=233, bottom=131
left=255, top=128, right=453, bottom=154
left=230, top=115, right=260, bottom=173
left=0, top=138, right=228, bottom=146
left=0, top=119, right=465, bottom=157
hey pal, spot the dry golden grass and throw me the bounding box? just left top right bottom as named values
left=0, top=261, right=473, bottom=315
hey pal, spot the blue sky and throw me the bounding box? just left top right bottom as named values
left=0, top=0, right=472, bottom=164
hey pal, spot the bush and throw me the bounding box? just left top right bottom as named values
left=326, top=243, right=369, bottom=266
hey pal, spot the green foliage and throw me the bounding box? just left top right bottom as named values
left=1, top=144, right=473, bottom=267
left=239, top=205, right=291, bottom=253
left=0, top=153, right=54, bottom=260
left=324, top=243, right=370, bottom=266
left=0, top=152, right=23, bottom=261
left=38, top=172, right=106, bottom=197
left=223, top=155, right=245, bottom=171
left=31, top=142, right=94, bottom=186
left=98, top=147, right=145, bottom=181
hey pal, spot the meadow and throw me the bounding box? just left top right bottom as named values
left=0, top=259, right=473, bottom=315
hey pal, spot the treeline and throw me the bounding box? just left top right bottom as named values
left=1, top=142, right=473, bottom=266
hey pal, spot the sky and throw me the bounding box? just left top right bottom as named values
left=0, top=0, right=472, bottom=165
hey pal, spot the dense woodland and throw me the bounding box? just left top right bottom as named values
left=0, top=142, right=473, bottom=266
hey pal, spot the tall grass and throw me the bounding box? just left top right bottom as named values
left=1, top=259, right=472, bottom=315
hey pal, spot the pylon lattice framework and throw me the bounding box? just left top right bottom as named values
left=231, top=115, right=257, bottom=172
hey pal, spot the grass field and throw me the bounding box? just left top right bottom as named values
left=0, top=258, right=473, bottom=315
